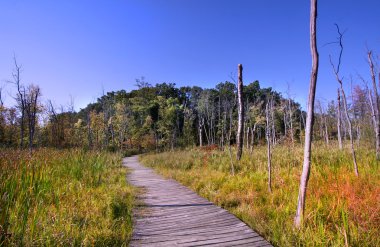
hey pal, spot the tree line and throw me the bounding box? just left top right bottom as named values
left=0, top=58, right=378, bottom=157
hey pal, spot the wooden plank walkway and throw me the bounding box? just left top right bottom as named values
left=123, top=156, right=273, bottom=247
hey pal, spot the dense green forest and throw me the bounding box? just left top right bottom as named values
left=1, top=74, right=374, bottom=153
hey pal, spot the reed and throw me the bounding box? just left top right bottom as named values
left=0, top=148, right=134, bottom=246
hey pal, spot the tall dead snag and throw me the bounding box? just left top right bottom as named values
left=294, top=0, right=319, bottom=228
left=236, top=64, right=244, bottom=160
left=25, top=85, right=41, bottom=154
left=265, top=98, right=272, bottom=193
left=368, top=51, right=380, bottom=160
left=337, top=89, right=343, bottom=149
left=329, top=24, right=359, bottom=176
left=11, top=57, right=26, bottom=149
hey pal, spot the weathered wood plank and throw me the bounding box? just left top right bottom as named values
left=123, top=156, right=273, bottom=247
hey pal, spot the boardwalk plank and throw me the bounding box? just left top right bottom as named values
left=124, top=156, right=272, bottom=247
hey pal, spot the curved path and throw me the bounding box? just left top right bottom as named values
left=123, top=156, right=273, bottom=247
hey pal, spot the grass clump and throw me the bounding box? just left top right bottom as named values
left=140, top=143, right=380, bottom=247
left=0, top=148, right=134, bottom=246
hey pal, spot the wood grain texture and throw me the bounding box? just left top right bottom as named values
left=123, top=156, right=273, bottom=247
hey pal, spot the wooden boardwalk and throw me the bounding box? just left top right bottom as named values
left=123, top=156, right=273, bottom=247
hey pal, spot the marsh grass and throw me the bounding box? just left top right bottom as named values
left=140, top=142, right=380, bottom=247
left=0, top=148, right=134, bottom=246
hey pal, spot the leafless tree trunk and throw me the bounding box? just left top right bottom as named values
left=47, top=100, right=59, bottom=147
left=236, top=64, right=244, bottom=160
left=265, top=100, right=272, bottom=193
left=283, top=105, right=287, bottom=138
left=10, top=57, right=26, bottom=149
left=198, top=118, right=203, bottom=147
left=337, top=89, right=343, bottom=149
left=250, top=123, right=256, bottom=155
left=228, top=109, right=235, bottom=175
left=368, top=51, right=380, bottom=160
left=340, top=80, right=359, bottom=176
left=329, top=24, right=359, bottom=176
left=288, top=99, right=295, bottom=145
left=25, top=85, right=41, bottom=154
left=271, top=98, right=276, bottom=145
left=366, top=83, right=378, bottom=150
left=294, top=0, right=319, bottom=228
left=246, top=126, right=250, bottom=149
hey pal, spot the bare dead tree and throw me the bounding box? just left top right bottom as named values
left=265, top=98, right=272, bottom=193
left=227, top=108, right=235, bottom=175
left=25, top=85, right=41, bottom=154
left=294, top=0, right=319, bottom=228
left=367, top=51, right=380, bottom=159
left=337, top=89, right=343, bottom=149
left=227, top=93, right=237, bottom=175
left=362, top=79, right=379, bottom=149
left=270, top=98, right=276, bottom=145
left=329, top=24, right=359, bottom=176
left=47, top=100, right=59, bottom=146
left=198, top=117, right=203, bottom=147
left=9, top=57, right=26, bottom=149
left=236, top=64, right=244, bottom=160
left=288, top=98, right=295, bottom=145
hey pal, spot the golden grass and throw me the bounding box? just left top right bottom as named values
left=140, top=142, right=380, bottom=247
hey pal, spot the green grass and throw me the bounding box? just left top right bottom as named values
left=140, top=142, right=380, bottom=247
left=0, top=148, right=134, bottom=246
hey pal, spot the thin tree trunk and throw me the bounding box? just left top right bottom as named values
left=266, top=101, right=272, bottom=193
left=368, top=51, right=380, bottom=160
left=236, top=64, right=244, bottom=160
left=271, top=98, right=276, bottom=145
left=367, top=86, right=378, bottom=149
left=340, top=85, right=359, bottom=176
left=250, top=124, right=256, bottom=155
left=294, top=0, right=319, bottom=228
left=198, top=118, right=203, bottom=147
left=284, top=108, right=287, bottom=138
left=356, top=124, right=360, bottom=145
left=289, top=99, right=294, bottom=145
left=246, top=127, right=250, bottom=149
left=228, top=110, right=235, bottom=175
left=337, top=89, right=343, bottom=149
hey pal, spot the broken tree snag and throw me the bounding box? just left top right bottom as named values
left=236, top=64, right=244, bottom=160
left=294, top=0, right=319, bottom=229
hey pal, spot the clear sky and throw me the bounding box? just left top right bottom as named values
left=0, top=0, right=379, bottom=111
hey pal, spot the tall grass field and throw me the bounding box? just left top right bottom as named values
left=0, top=148, right=134, bottom=246
left=140, top=143, right=380, bottom=247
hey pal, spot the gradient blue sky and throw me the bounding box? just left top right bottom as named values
left=1, top=0, right=379, bottom=110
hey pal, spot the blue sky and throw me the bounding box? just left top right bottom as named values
left=0, top=0, right=379, bottom=111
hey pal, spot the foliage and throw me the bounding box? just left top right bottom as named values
left=0, top=148, right=134, bottom=246
left=140, top=143, right=380, bottom=247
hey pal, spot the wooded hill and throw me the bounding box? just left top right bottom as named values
left=2, top=74, right=374, bottom=152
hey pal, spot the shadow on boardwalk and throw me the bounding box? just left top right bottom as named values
left=123, top=156, right=273, bottom=247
